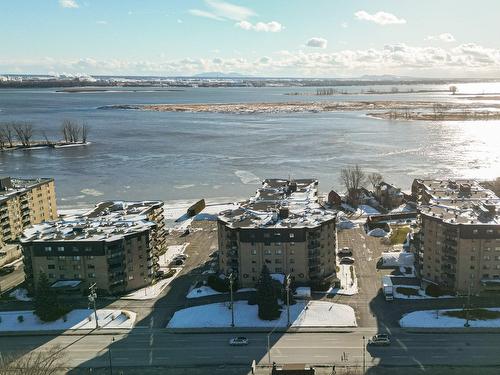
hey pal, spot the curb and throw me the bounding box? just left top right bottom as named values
left=403, top=327, right=500, bottom=334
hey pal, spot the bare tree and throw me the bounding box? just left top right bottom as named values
left=61, top=120, right=87, bottom=143
left=449, top=85, right=458, bottom=95
left=13, top=122, right=34, bottom=148
left=41, top=131, right=53, bottom=147
left=340, top=164, right=366, bottom=206
left=0, top=345, right=65, bottom=375
left=367, top=172, right=383, bottom=191
left=0, top=123, right=15, bottom=148
left=81, top=122, right=89, bottom=143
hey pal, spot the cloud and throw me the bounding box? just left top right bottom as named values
left=306, top=37, right=328, bottom=49
left=354, top=10, right=406, bottom=25
left=235, top=20, right=283, bottom=32
left=426, top=33, right=456, bottom=43
left=177, top=19, right=183, bottom=24
left=341, top=22, right=348, bottom=29
left=204, top=0, right=254, bottom=21
left=188, top=9, right=224, bottom=21
left=4, top=43, right=500, bottom=77
left=59, top=0, right=79, bottom=8
left=96, top=20, right=107, bottom=25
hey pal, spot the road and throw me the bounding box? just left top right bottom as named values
left=1, top=329, right=500, bottom=370
left=0, top=259, right=24, bottom=294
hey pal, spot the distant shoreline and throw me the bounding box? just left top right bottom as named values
left=0, top=141, right=90, bottom=152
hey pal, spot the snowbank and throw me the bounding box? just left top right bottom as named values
left=368, top=228, right=388, bottom=237
left=0, top=309, right=136, bottom=331
left=271, top=273, right=285, bottom=284
left=358, top=205, right=380, bottom=216
left=9, top=288, right=32, bottom=302
left=400, top=308, right=500, bottom=328
left=381, top=251, right=414, bottom=267
left=390, top=204, right=416, bottom=214
left=167, top=301, right=356, bottom=328
left=326, top=264, right=358, bottom=296
left=294, top=287, right=311, bottom=299
left=187, top=286, right=222, bottom=299
left=122, top=269, right=180, bottom=300
left=159, top=244, right=189, bottom=268
left=393, top=285, right=454, bottom=300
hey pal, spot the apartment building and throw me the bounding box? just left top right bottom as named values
left=21, top=200, right=166, bottom=295
left=413, top=179, right=500, bottom=294
left=0, top=177, right=57, bottom=247
left=218, top=179, right=337, bottom=288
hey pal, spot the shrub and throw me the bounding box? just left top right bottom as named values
left=311, top=280, right=331, bottom=292
left=17, top=315, right=24, bottom=323
left=247, top=294, right=257, bottom=305
left=426, top=284, right=447, bottom=297
left=207, top=275, right=238, bottom=293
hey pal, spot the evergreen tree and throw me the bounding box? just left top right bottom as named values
left=34, top=272, right=64, bottom=322
left=256, top=265, right=281, bottom=320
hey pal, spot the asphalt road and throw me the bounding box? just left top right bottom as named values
left=0, top=259, right=24, bottom=294
left=2, top=329, right=500, bottom=370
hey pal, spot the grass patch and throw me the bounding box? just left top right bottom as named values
left=389, top=226, right=411, bottom=245
left=444, top=309, right=500, bottom=321
left=396, top=287, right=420, bottom=296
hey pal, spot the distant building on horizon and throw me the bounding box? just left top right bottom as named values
left=21, top=200, right=166, bottom=295
left=217, top=178, right=337, bottom=288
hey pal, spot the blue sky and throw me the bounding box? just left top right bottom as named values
left=1, top=0, right=500, bottom=77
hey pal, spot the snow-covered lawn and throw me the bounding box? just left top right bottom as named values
left=0, top=309, right=136, bottom=331
left=326, top=264, right=358, bottom=296
left=400, top=308, right=500, bottom=328
left=159, top=244, right=189, bottom=268
left=167, top=300, right=356, bottom=328
left=122, top=269, right=180, bottom=300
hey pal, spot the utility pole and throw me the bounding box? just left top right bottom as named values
left=362, top=336, right=366, bottom=374
left=285, top=274, right=291, bottom=326
left=229, top=272, right=235, bottom=327
left=464, top=282, right=472, bottom=327
left=88, top=283, right=99, bottom=329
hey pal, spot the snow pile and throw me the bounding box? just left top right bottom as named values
left=271, top=273, right=285, bottom=284
left=393, top=285, right=454, bottom=300
left=381, top=251, right=415, bottom=267
left=358, top=205, right=380, bottom=216
left=0, top=309, right=136, bottom=331
left=390, top=204, right=416, bottom=214
left=368, top=228, right=387, bottom=237
left=9, top=288, right=32, bottom=302
left=294, top=287, right=311, bottom=299
left=400, top=308, right=500, bottom=328
left=326, top=264, right=358, bottom=296
left=186, top=286, right=222, bottom=299
left=167, top=301, right=357, bottom=328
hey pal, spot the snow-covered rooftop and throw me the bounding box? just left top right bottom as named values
left=0, top=177, right=53, bottom=202
left=218, top=178, right=336, bottom=229
left=21, top=200, right=162, bottom=243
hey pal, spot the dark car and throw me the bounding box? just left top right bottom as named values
left=340, top=256, right=355, bottom=264
left=0, top=265, right=15, bottom=276
left=338, top=247, right=353, bottom=257
left=368, top=334, right=391, bottom=346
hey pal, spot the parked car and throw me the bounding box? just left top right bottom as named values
left=340, top=256, right=355, bottom=264
left=229, top=337, right=249, bottom=346
left=368, top=334, right=391, bottom=346
left=0, top=265, right=15, bottom=276
left=338, top=247, right=352, bottom=257
left=173, top=259, right=184, bottom=266
left=173, top=254, right=187, bottom=261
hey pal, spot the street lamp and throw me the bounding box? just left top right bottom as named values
left=88, top=283, right=99, bottom=329
left=464, top=282, right=472, bottom=327
left=229, top=272, right=235, bottom=327
left=285, top=274, right=291, bottom=327
left=108, top=336, right=115, bottom=375
left=362, top=336, right=366, bottom=374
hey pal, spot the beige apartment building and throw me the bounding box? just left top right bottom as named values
left=21, top=201, right=166, bottom=295
left=0, top=177, right=57, bottom=247
left=413, top=179, right=500, bottom=294
left=218, top=179, right=337, bottom=288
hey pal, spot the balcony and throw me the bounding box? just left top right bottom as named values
left=308, top=249, right=320, bottom=258
left=441, top=255, right=457, bottom=264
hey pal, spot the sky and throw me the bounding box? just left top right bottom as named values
left=1, top=0, right=500, bottom=77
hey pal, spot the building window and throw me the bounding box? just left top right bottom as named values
left=88, top=264, right=95, bottom=269
left=484, top=256, right=491, bottom=261
left=128, top=275, right=134, bottom=280
left=48, top=273, right=55, bottom=279
left=275, top=249, right=282, bottom=255
left=88, top=273, right=96, bottom=278
left=87, top=255, right=94, bottom=260
left=290, top=258, right=295, bottom=264
left=44, top=246, right=52, bottom=252
left=251, top=249, right=257, bottom=255
left=252, top=268, right=256, bottom=272
left=275, top=267, right=282, bottom=273
left=275, top=259, right=282, bottom=264
left=57, top=246, right=64, bottom=252
left=264, top=249, right=271, bottom=255
left=59, top=274, right=65, bottom=279
left=85, top=247, right=92, bottom=252
left=48, top=264, right=55, bottom=270
left=290, top=249, right=295, bottom=255
left=483, top=274, right=490, bottom=278
left=472, top=229, right=478, bottom=234
left=73, top=256, right=80, bottom=261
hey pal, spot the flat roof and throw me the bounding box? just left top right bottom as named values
left=219, top=179, right=336, bottom=229
left=0, top=177, right=53, bottom=203
left=21, top=200, right=160, bottom=243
